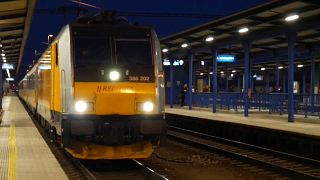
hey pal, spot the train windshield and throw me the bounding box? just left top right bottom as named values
left=115, top=39, right=152, bottom=65
left=74, top=37, right=112, bottom=65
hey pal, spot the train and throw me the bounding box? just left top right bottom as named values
left=18, top=12, right=166, bottom=160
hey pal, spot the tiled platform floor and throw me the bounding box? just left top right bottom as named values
left=0, top=96, right=67, bottom=180
left=166, top=106, right=320, bottom=138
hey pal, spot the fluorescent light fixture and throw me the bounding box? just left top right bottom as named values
left=6, top=69, right=10, bottom=78
left=253, top=74, right=257, bottom=78
left=232, top=70, right=236, bottom=73
left=6, top=78, right=14, bottom=81
left=0, top=44, right=2, bottom=47
left=230, top=73, right=234, bottom=77
left=181, top=43, right=188, bottom=48
left=278, top=66, right=283, bottom=69
left=238, top=27, right=249, bottom=33
left=260, top=67, right=266, bottom=71
left=3, top=60, right=6, bottom=63
left=162, top=48, right=168, bottom=53
left=205, top=36, right=214, bottom=42
left=201, top=60, right=205, bottom=66
left=297, top=64, right=303, bottom=68
left=220, top=71, right=224, bottom=74
left=1, top=53, right=5, bottom=57
left=285, top=14, right=299, bottom=22
left=200, top=73, right=204, bottom=76
left=1, top=50, right=4, bottom=52
left=209, top=72, right=213, bottom=74
left=3, top=57, right=6, bottom=60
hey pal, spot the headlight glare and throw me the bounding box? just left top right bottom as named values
left=109, top=70, right=120, bottom=81
left=143, top=102, right=154, bottom=112
left=75, top=101, right=88, bottom=113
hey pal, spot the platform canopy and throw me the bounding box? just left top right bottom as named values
left=0, top=0, right=36, bottom=77
left=160, top=0, right=320, bottom=70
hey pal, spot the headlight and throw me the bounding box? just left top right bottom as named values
left=75, top=101, right=88, bottom=113
left=109, top=70, right=120, bottom=81
left=143, top=102, right=154, bottom=112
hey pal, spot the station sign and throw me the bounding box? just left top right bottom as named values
left=2, top=63, right=14, bottom=70
left=217, top=54, right=235, bottom=63
left=163, top=59, right=184, bottom=66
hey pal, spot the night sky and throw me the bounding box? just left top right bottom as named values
left=18, top=0, right=267, bottom=81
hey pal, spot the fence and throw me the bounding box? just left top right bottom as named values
left=182, top=92, right=320, bottom=117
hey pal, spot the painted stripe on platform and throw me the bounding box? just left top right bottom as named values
left=7, top=125, right=16, bottom=180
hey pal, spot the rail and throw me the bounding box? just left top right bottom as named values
left=167, top=125, right=320, bottom=179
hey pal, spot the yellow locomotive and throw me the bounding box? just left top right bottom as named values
left=18, top=12, right=166, bottom=159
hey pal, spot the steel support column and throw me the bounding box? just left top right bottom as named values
left=212, top=48, right=218, bottom=113
left=275, top=51, right=280, bottom=93
left=283, top=75, right=286, bottom=93
left=303, top=68, right=306, bottom=95
left=169, top=59, right=174, bottom=108
left=265, top=72, right=269, bottom=93
left=310, top=51, right=315, bottom=113
left=237, top=74, right=241, bottom=92
left=188, top=53, right=193, bottom=110
left=286, top=30, right=296, bottom=122
left=225, top=63, right=228, bottom=92
left=243, top=40, right=251, bottom=117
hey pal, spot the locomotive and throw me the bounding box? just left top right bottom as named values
left=18, top=12, right=166, bottom=159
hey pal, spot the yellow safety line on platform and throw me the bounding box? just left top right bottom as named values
left=7, top=125, right=16, bottom=180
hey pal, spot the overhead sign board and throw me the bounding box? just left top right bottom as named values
left=217, top=54, right=235, bottom=63
left=163, top=59, right=184, bottom=66
left=2, top=63, right=14, bottom=70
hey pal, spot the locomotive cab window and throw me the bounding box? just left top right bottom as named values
left=74, top=37, right=112, bottom=65
left=115, top=39, right=152, bottom=65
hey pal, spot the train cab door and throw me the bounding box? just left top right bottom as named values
left=50, top=42, right=61, bottom=115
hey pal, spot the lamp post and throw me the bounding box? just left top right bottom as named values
left=47, top=34, right=53, bottom=44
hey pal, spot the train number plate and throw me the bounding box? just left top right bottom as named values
left=129, top=76, right=150, bottom=81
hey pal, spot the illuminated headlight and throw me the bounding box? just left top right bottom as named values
left=109, top=70, right=120, bottom=81
left=75, top=101, right=88, bottom=113
left=143, top=102, right=154, bottom=112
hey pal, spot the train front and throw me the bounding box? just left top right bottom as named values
left=64, top=24, right=165, bottom=159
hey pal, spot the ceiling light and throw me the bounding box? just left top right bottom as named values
left=230, top=73, right=234, bottom=77
left=232, top=70, right=236, bottom=73
left=285, top=14, right=299, bottom=22
left=1, top=53, right=5, bottom=57
left=205, top=36, right=214, bottom=42
left=220, top=71, right=224, bottom=74
left=162, top=48, right=168, bottom=53
left=297, top=64, right=303, bottom=68
left=3, top=57, right=6, bottom=60
left=201, top=60, right=205, bottom=66
left=209, top=72, right=213, bottom=74
left=200, top=73, right=204, bottom=76
left=0, top=44, right=2, bottom=47
left=260, top=67, right=266, bottom=71
left=238, top=27, right=249, bottom=33
left=3, top=60, right=6, bottom=62
left=278, top=66, right=283, bottom=69
left=181, top=43, right=188, bottom=48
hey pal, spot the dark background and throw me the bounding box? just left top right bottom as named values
left=17, top=0, right=267, bottom=81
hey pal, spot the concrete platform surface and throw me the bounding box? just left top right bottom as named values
left=0, top=96, right=68, bottom=180
left=166, top=106, right=320, bottom=138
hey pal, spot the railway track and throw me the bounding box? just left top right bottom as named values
left=167, top=125, right=320, bottom=179
left=79, top=159, right=168, bottom=180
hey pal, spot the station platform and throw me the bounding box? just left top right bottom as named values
left=0, top=96, right=67, bottom=180
left=165, top=106, right=320, bottom=138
